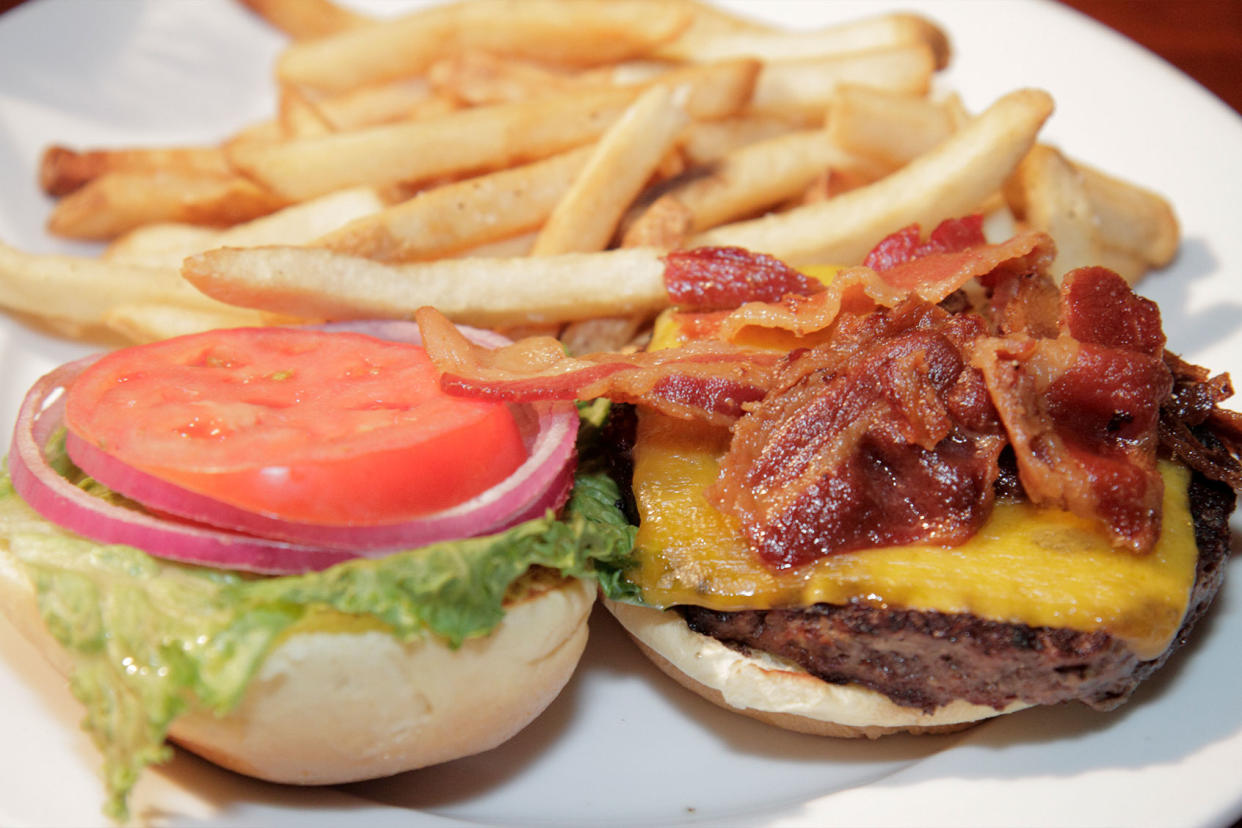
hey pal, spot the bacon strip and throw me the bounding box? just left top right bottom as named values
left=863, top=215, right=988, bottom=272
left=710, top=299, right=1006, bottom=569
left=414, top=306, right=779, bottom=426
left=714, top=231, right=1055, bottom=343
left=971, top=268, right=1172, bottom=553
left=663, top=246, right=824, bottom=311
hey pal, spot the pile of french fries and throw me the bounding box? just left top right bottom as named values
left=1, top=0, right=1179, bottom=351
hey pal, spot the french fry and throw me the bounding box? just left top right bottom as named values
left=103, top=223, right=224, bottom=268
left=237, top=0, right=369, bottom=40
left=277, top=0, right=694, bottom=94
left=230, top=61, right=756, bottom=200
left=560, top=315, right=648, bottom=355
left=229, top=86, right=640, bottom=200
left=0, top=242, right=265, bottom=330
left=1076, top=160, right=1179, bottom=268
left=1003, top=144, right=1098, bottom=279
left=105, top=186, right=385, bottom=269
left=533, top=85, right=689, bottom=255
left=103, top=303, right=293, bottom=344
left=427, top=51, right=587, bottom=106
left=679, top=115, right=799, bottom=165
left=46, top=172, right=287, bottom=241
left=826, top=85, right=959, bottom=168
left=750, top=45, right=937, bottom=123
left=629, top=128, right=886, bottom=235
left=620, top=194, right=693, bottom=249
left=453, top=231, right=537, bottom=259
left=692, top=88, right=1055, bottom=265
left=277, top=84, right=334, bottom=138
left=316, top=78, right=457, bottom=131
left=182, top=246, right=669, bottom=328
left=317, top=148, right=592, bottom=262
left=656, top=11, right=951, bottom=70
left=38, top=145, right=232, bottom=197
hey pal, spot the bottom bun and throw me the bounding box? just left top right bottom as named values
left=605, top=599, right=1028, bottom=738
left=0, top=547, right=594, bottom=784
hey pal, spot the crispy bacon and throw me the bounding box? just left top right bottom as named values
left=414, top=306, right=779, bottom=426
left=714, top=231, right=1055, bottom=343
left=663, top=246, right=824, bottom=311
left=863, top=215, right=988, bottom=272
left=971, top=268, right=1172, bottom=553
left=1160, top=350, right=1242, bottom=489
left=418, top=223, right=1240, bottom=565
left=710, top=299, right=1006, bottom=569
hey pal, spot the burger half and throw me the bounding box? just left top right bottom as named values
left=416, top=218, right=1242, bottom=737
left=0, top=320, right=636, bottom=820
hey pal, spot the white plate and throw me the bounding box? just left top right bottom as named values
left=1, top=1, right=1240, bottom=825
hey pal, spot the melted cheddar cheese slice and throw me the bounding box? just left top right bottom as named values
left=629, top=409, right=1198, bottom=662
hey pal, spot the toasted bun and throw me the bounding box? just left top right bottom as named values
left=604, top=598, right=1028, bottom=738
left=0, top=547, right=594, bottom=783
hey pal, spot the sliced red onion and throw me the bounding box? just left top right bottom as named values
left=9, top=322, right=580, bottom=574
left=10, top=358, right=354, bottom=574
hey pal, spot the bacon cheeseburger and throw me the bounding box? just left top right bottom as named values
left=417, top=217, right=1242, bottom=738
left=0, top=320, right=634, bottom=820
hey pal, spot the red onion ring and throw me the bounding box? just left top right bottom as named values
left=9, top=357, right=354, bottom=573
left=9, top=322, right=579, bottom=573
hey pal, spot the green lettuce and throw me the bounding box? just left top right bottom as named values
left=0, top=434, right=637, bottom=822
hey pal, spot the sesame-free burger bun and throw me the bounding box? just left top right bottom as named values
left=604, top=598, right=1028, bottom=738
left=0, top=547, right=595, bottom=784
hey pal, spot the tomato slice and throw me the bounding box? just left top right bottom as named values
left=64, top=327, right=528, bottom=525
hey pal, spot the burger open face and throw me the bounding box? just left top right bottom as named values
left=0, top=320, right=636, bottom=820
left=417, top=217, right=1241, bottom=737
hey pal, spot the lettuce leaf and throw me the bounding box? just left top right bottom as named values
left=0, top=436, right=637, bottom=821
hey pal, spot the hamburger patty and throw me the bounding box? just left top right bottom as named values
left=677, top=471, right=1234, bottom=714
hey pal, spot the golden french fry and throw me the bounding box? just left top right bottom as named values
left=693, top=88, right=1055, bottom=265
left=656, top=11, right=951, bottom=70
left=182, top=246, right=669, bottom=328
left=560, top=315, right=648, bottom=355
left=318, top=147, right=591, bottom=262
left=230, top=61, right=755, bottom=201
left=427, top=51, right=587, bottom=106
left=632, top=128, right=887, bottom=235
left=277, top=0, right=694, bottom=94
left=679, top=115, right=799, bottom=165
left=452, top=231, right=537, bottom=259
left=1003, top=144, right=1098, bottom=279
left=316, top=78, right=457, bottom=131
left=1090, top=245, right=1150, bottom=285
left=229, top=86, right=639, bottom=200
left=826, top=85, right=958, bottom=168
left=104, top=223, right=224, bottom=268
left=237, top=0, right=369, bottom=40
left=103, top=303, right=294, bottom=344
left=38, top=145, right=232, bottom=197
left=46, top=172, right=286, bottom=241
left=277, top=84, right=333, bottom=138
left=0, top=242, right=261, bottom=329
left=621, top=194, right=693, bottom=249
left=1075, top=160, right=1179, bottom=268
left=750, top=45, right=937, bottom=123
left=105, top=186, right=384, bottom=269
left=533, top=85, right=689, bottom=255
